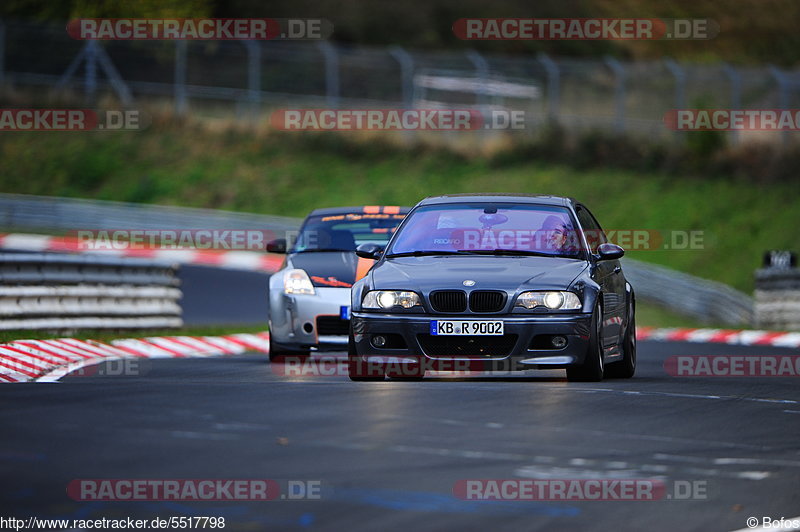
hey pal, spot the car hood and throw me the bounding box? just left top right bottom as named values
left=289, top=251, right=374, bottom=288
left=371, top=255, right=588, bottom=292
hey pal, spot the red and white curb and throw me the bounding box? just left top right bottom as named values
left=638, top=327, right=800, bottom=348
left=0, top=332, right=270, bottom=383
left=0, top=233, right=284, bottom=273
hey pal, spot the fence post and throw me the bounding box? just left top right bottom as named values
left=664, top=59, right=686, bottom=110
left=537, top=52, right=560, bottom=124
left=85, top=40, right=98, bottom=104
left=0, top=20, right=5, bottom=90
left=317, top=41, right=340, bottom=108
left=465, top=49, right=489, bottom=109
left=174, top=40, right=188, bottom=116
left=389, top=46, right=414, bottom=109
left=769, top=65, right=789, bottom=147
left=244, top=40, right=261, bottom=119
left=56, top=43, right=88, bottom=92
left=722, top=63, right=742, bottom=145
left=94, top=45, right=134, bottom=105
left=664, top=59, right=686, bottom=143
left=604, top=56, right=626, bottom=133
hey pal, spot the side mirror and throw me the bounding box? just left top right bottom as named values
left=266, top=238, right=287, bottom=254
left=356, top=243, right=384, bottom=260
left=596, top=242, right=624, bottom=261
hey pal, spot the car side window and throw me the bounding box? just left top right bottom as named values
left=575, top=206, right=607, bottom=254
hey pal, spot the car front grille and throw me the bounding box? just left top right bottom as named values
left=429, top=290, right=467, bottom=313
left=417, top=334, right=518, bottom=358
left=468, top=290, right=507, bottom=313
left=316, top=315, right=350, bottom=335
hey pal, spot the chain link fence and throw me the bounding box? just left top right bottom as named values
left=2, top=19, right=800, bottom=142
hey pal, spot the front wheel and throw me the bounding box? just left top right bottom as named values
left=606, top=301, right=636, bottom=379
left=566, top=304, right=604, bottom=382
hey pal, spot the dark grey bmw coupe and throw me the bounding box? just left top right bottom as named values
left=348, top=194, right=636, bottom=382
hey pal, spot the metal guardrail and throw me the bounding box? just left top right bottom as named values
left=0, top=252, right=182, bottom=330
left=622, top=258, right=754, bottom=326
left=0, top=193, right=301, bottom=236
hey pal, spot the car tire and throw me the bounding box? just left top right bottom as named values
left=348, top=327, right=385, bottom=381
left=267, top=329, right=310, bottom=362
left=566, top=304, right=604, bottom=382
left=605, top=300, right=636, bottom=379
left=267, top=321, right=311, bottom=362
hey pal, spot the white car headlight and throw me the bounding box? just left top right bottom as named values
left=516, top=291, right=581, bottom=310
left=362, top=290, right=421, bottom=309
left=284, top=269, right=315, bottom=295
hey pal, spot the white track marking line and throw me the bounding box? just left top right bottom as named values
left=576, top=387, right=799, bottom=405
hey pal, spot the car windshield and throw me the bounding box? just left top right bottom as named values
left=291, top=212, right=406, bottom=253
left=387, top=203, right=584, bottom=258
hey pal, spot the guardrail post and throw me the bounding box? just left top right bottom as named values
left=538, top=52, right=560, bottom=124
left=769, top=65, right=789, bottom=147
left=604, top=56, right=626, bottom=133
left=722, top=63, right=742, bottom=145
left=389, top=46, right=414, bottom=109
left=317, top=41, right=340, bottom=108
left=174, top=41, right=188, bottom=116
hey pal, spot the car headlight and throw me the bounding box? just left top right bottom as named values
left=284, top=269, right=315, bottom=295
left=362, top=290, right=421, bottom=309
left=516, top=291, right=581, bottom=310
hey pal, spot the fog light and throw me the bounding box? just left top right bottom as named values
left=551, top=336, right=567, bottom=348
left=303, top=322, right=314, bottom=333
left=372, top=335, right=387, bottom=347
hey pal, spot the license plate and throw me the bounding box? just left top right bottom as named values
left=430, top=320, right=504, bottom=336
left=340, top=306, right=351, bottom=320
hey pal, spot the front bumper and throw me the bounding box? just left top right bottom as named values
left=269, top=287, right=351, bottom=350
left=351, top=312, right=592, bottom=371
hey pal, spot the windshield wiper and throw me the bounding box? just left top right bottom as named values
left=384, top=250, right=468, bottom=258
left=463, top=249, right=561, bottom=257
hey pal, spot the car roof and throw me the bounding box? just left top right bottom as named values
left=415, top=194, right=575, bottom=208
left=308, top=206, right=412, bottom=216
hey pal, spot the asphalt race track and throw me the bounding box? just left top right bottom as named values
left=1, top=341, right=799, bottom=532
